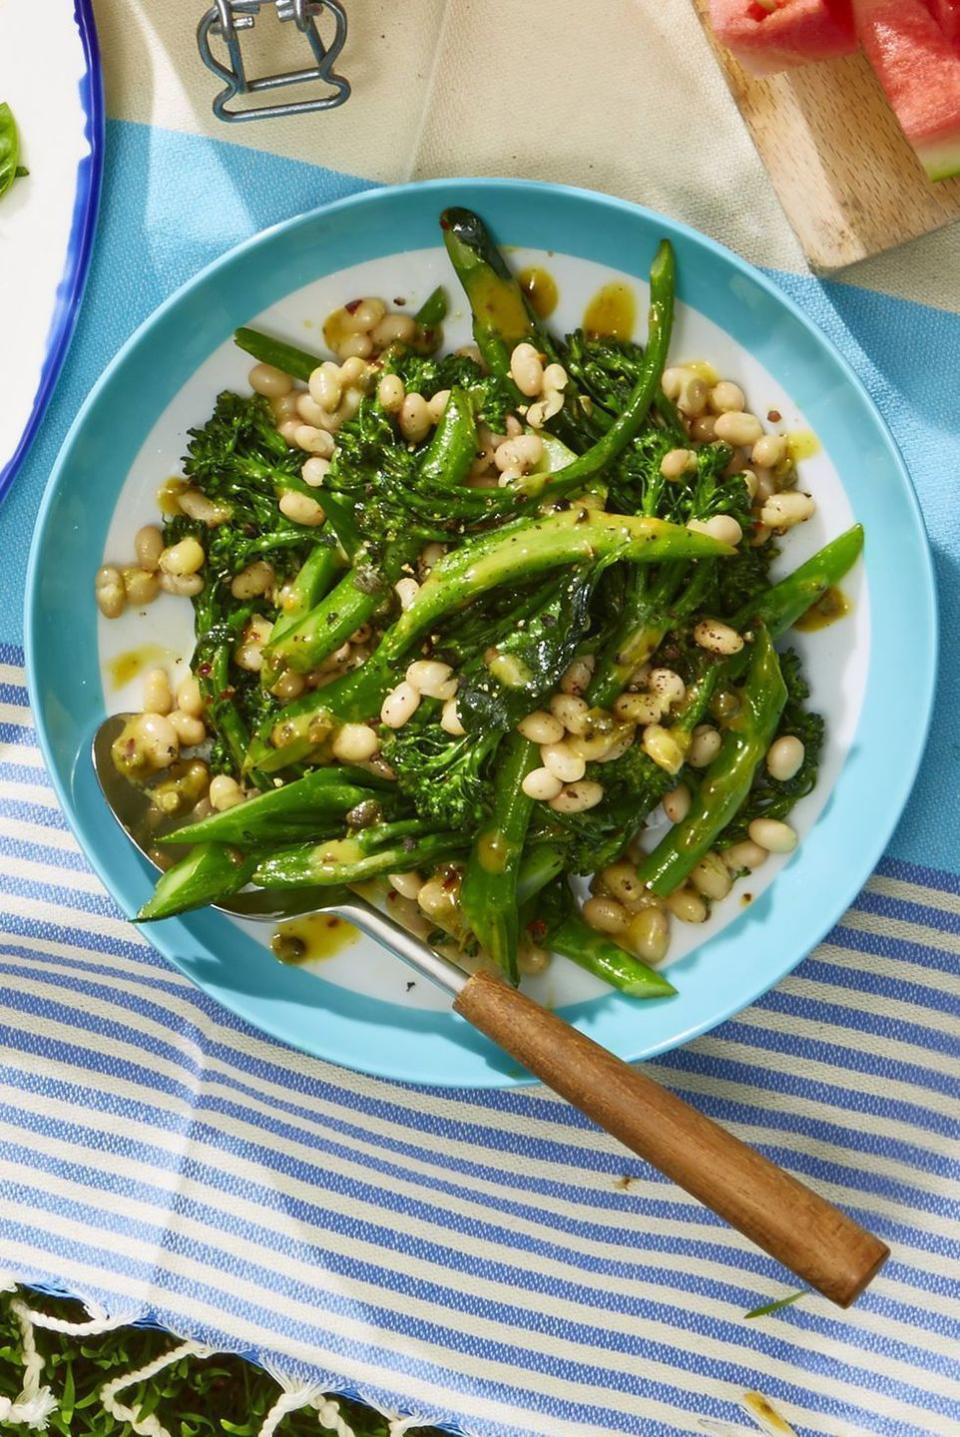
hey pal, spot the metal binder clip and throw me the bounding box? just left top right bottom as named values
left=197, top=0, right=350, bottom=122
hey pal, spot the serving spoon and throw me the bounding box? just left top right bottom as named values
left=94, top=713, right=889, bottom=1307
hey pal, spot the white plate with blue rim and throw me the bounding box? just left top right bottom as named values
left=26, top=179, right=936, bottom=1086
left=0, top=0, right=103, bottom=501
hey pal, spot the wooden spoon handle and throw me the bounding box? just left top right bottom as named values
left=455, top=970, right=889, bottom=1307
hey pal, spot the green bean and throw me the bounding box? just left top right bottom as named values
left=738, top=523, right=864, bottom=636
left=414, top=285, right=449, bottom=327
left=460, top=735, right=539, bottom=985
left=234, top=327, right=321, bottom=383
left=137, top=844, right=258, bottom=922
left=637, top=626, right=787, bottom=897
left=441, top=207, right=542, bottom=380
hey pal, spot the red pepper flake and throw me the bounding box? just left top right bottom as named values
left=439, top=216, right=450, bottom=230
left=767, top=409, right=782, bottom=423
left=344, top=298, right=362, bottom=314
left=197, top=662, right=211, bottom=677
left=393, top=296, right=407, bottom=306
left=326, top=917, right=340, bottom=929
left=527, top=918, right=548, bottom=943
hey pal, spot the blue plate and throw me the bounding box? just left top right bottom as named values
left=25, top=180, right=937, bottom=1087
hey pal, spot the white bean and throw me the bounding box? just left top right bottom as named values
left=278, top=418, right=302, bottom=445
left=272, top=669, right=305, bottom=701
left=231, top=560, right=275, bottom=600
left=521, top=767, right=564, bottom=802
left=708, top=380, right=745, bottom=414
left=250, top=363, right=292, bottom=398
left=406, top=659, right=457, bottom=700
left=389, top=871, right=424, bottom=900
left=134, top=525, right=164, bottom=570
left=177, top=489, right=231, bottom=526
left=372, top=313, right=417, bottom=348
left=301, top=457, right=332, bottom=489
left=509, top=342, right=544, bottom=398
left=767, top=734, right=805, bottom=781
left=209, top=774, right=244, bottom=811
left=693, top=618, right=744, bottom=655
left=542, top=363, right=568, bottom=392
left=309, top=361, right=343, bottom=413
left=336, top=333, right=374, bottom=361
left=441, top=698, right=465, bottom=736
left=378, top=374, right=406, bottom=413
left=494, top=434, right=543, bottom=474
left=279, top=490, right=325, bottom=526
left=648, top=668, right=685, bottom=707
left=271, top=392, right=300, bottom=423
left=642, top=724, right=684, bottom=775
left=583, top=896, right=629, bottom=936
left=158, top=571, right=204, bottom=598
left=540, top=742, right=586, bottom=784
left=549, top=693, right=590, bottom=734
left=518, top=710, right=564, bottom=745
left=549, top=780, right=604, bottom=813
left=723, top=840, right=768, bottom=872
left=332, top=723, right=380, bottom=763
left=661, top=367, right=685, bottom=401
left=688, top=515, right=742, bottom=546
left=560, top=656, right=594, bottom=696
left=691, top=851, right=732, bottom=900
left=340, top=298, right=386, bottom=333
left=296, top=393, right=332, bottom=427
left=714, top=411, right=764, bottom=447
left=122, top=568, right=160, bottom=605
left=660, top=448, right=697, bottom=480
left=676, top=374, right=708, bottom=418
left=177, top=675, right=204, bottom=717
left=394, top=577, right=420, bottom=610
left=689, top=724, right=722, bottom=768
left=662, top=784, right=691, bottom=824
left=160, top=537, right=205, bottom=577
left=748, top=817, right=798, bottom=854
left=691, top=414, right=717, bottom=443
left=613, top=692, right=661, bottom=725
left=399, top=393, right=432, bottom=444
left=381, top=681, right=421, bottom=728
left=169, top=710, right=206, bottom=747
left=761, top=491, right=816, bottom=530
left=419, top=542, right=446, bottom=574
left=752, top=433, right=786, bottom=469
left=126, top=713, right=178, bottom=771
left=600, top=861, right=647, bottom=908
left=428, top=389, right=451, bottom=423
left=666, top=887, right=708, bottom=923
left=143, top=668, right=172, bottom=716
left=625, top=907, right=670, bottom=963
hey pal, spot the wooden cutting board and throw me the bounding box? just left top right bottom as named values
left=692, top=0, right=960, bottom=271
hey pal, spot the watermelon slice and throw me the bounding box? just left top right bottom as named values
left=709, top=0, right=858, bottom=75
left=924, top=0, right=960, bottom=45
left=855, top=0, right=960, bottom=179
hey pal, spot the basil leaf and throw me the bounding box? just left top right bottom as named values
left=0, top=101, right=24, bottom=200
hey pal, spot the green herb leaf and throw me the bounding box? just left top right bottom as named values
left=744, top=1287, right=808, bottom=1319
left=0, top=101, right=25, bottom=199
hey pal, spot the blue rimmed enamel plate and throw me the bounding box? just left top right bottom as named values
left=26, top=180, right=936, bottom=1086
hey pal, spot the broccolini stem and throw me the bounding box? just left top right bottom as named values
left=159, top=766, right=393, bottom=847
left=252, top=826, right=467, bottom=889
left=531, top=240, right=675, bottom=497
left=637, top=626, right=787, bottom=897
left=418, top=386, right=477, bottom=487
left=234, top=327, right=321, bottom=383
left=460, top=734, right=539, bottom=986
left=516, top=842, right=566, bottom=905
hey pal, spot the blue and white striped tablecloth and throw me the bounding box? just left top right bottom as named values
left=1, top=3, right=958, bottom=1433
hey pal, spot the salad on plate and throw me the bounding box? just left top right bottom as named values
left=95, top=206, right=862, bottom=997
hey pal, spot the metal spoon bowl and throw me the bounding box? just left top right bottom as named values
left=93, top=714, right=466, bottom=994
